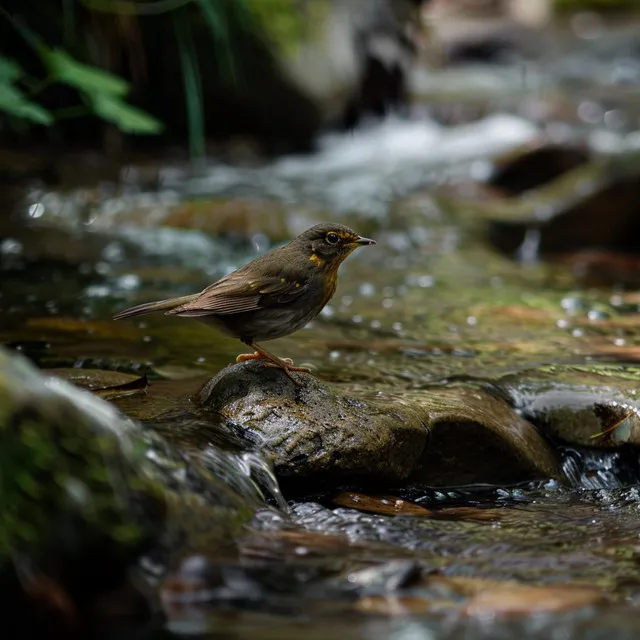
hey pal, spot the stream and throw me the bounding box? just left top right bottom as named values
left=3, top=12, right=640, bottom=639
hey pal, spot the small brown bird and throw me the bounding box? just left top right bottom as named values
left=113, top=223, right=375, bottom=383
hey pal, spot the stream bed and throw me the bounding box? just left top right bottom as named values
left=3, top=13, right=640, bottom=639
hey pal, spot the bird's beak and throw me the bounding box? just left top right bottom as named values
left=355, top=236, right=376, bottom=246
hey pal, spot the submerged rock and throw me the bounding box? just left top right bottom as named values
left=496, top=364, right=640, bottom=447
left=197, top=361, right=561, bottom=489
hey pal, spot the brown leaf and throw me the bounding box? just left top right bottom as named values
left=356, top=595, right=448, bottom=616
left=464, top=584, right=605, bottom=616
left=331, top=492, right=432, bottom=516
left=91, top=374, right=148, bottom=399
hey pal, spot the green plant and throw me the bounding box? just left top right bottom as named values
left=0, top=9, right=163, bottom=134
left=0, top=0, right=309, bottom=154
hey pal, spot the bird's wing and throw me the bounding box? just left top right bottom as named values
left=169, top=270, right=309, bottom=317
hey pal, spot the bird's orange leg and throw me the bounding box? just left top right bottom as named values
left=236, top=343, right=310, bottom=386
left=235, top=351, right=294, bottom=365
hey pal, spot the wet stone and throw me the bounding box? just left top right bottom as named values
left=197, top=360, right=428, bottom=490
left=495, top=364, right=640, bottom=448
left=196, top=361, right=562, bottom=490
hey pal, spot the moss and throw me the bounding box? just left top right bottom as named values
left=246, top=0, right=330, bottom=56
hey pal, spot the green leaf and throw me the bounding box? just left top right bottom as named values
left=0, top=55, right=23, bottom=83
left=0, top=83, right=53, bottom=125
left=40, top=48, right=130, bottom=96
left=88, top=93, right=163, bottom=134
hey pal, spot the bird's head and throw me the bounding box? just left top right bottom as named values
left=294, top=223, right=376, bottom=269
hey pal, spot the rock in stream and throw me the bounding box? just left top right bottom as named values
left=0, top=345, right=269, bottom=627
left=197, top=360, right=561, bottom=490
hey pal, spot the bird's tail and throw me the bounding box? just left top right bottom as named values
left=113, top=294, right=199, bottom=320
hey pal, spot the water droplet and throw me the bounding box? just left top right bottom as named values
left=418, top=275, right=434, bottom=288
left=0, top=238, right=23, bottom=255
left=359, top=282, right=376, bottom=297
left=28, top=202, right=45, bottom=218
left=84, top=285, right=111, bottom=298
left=102, top=242, right=124, bottom=262
left=577, top=100, right=603, bottom=125
left=117, top=274, right=141, bottom=291
left=571, top=11, right=604, bottom=40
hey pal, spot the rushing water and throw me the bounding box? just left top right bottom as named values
left=3, top=14, right=640, bottom=638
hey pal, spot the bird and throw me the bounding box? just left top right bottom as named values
left=113, top=223, right=376, bottom=384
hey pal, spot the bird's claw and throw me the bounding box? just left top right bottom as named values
left=235, top=350, right=309, bottom=386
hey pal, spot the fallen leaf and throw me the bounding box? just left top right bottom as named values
left=464, top=584, right=605, bottom=616
left=46, top=368, right=147, bottom=396
left=356, top=595, right=450, bottom=616
left=331, top=492, right=432, bottom=516
left=91, top=374, right=148, bottom=399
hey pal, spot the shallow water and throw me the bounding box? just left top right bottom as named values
left=3, top=14, right=640, bottom=638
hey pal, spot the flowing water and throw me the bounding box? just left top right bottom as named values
left=3, top=14, right=640, bottom=639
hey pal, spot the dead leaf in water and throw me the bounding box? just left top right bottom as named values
left=91, top=375, right=148, bottom=399
left=463, top=584, right=605, bottom=616
left=46, top=368, right=148, bottom=399
left=356, top=595, right=452, bottom=616
left=331, top=492, right=432, bottom=516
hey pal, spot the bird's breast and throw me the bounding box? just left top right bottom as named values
left=319, top=269, right=339, bottom=308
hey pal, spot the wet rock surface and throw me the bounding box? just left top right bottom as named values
left=197, top=360, right=428, bottom=489
left=196, top=361, right=561, bottom=489
left=496, top=364, right=640, bottom=447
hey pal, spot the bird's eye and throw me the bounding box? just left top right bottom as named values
left=326, top=232, right=340, bottom=245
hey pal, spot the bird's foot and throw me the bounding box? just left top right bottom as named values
left=236, top=351, right=301, bottom=368
left=236, top=351, right=270, bottom=363
left=264, top=360, right=309, bottom=386
left=238, top=345, right=311, bottom=386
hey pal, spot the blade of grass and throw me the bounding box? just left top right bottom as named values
left=174, top=15, right=205, bottom=159
left=62, top=0, right=77, bottom=47
left=193, top=0, right=237, bottom=85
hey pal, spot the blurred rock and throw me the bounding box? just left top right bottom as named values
left=422, top=0, right=552, bottom=64
left=0, top=346, right=266, bottom=629
left=444, top=154, right=640, bottom=259
left=488, top=142, right=590, bottom=195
